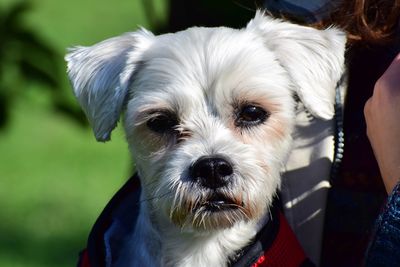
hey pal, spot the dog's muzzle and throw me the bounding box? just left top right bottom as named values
left=189, top=155, right=238, bottom=213
left=170, top=155, right=253, bottom=229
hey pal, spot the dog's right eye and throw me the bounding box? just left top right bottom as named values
left=146, top=112, right=178, bottom=134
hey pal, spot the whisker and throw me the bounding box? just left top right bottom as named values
left=236, top=206, right=250, bottom=220
left=201, top=212, right=207, bottom=229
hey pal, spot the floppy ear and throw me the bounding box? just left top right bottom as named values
left=65, top=29, right=154, bottom=142
left=247, top=11, right=346, bottom=120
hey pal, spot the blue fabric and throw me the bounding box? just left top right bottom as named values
left=365, top=182, right=400, bottom=266
left=85, top=175, right=141, bottom=267
left=262, top=0, right=340, bottom=23
left=103, top=188, right=141, bottom=267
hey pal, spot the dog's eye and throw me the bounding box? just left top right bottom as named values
left=235, top=105, right=269, bottom=127
left=146, top=112, right=178, bottom=134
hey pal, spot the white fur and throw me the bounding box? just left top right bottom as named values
left=66, top=11, right=346, bottom=267
left=66, top=29, right=154, bottom=141
left=247, top=12, right=346, bottom=120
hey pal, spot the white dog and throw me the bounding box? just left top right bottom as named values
left=67, top=11, right=345, bottom=267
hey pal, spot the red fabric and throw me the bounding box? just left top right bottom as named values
left=78, top=249, right=91, bottom=267
left=252, top=212, right=307, bottom=267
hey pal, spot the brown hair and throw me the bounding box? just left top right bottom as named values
left=323, top=0, right=400, bottom=44
left=266, top=0, right=400, bottom=45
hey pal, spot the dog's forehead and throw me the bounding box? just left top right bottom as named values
left=130, top=26, right=291, bottom=110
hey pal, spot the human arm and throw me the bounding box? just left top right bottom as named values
left=364, top=53, right=400, bottom=265
left=364, top=53, right=400, bottom=194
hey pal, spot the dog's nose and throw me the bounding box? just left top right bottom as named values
left=190, top=156, right=233, bottom=189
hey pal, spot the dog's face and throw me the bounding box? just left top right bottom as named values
left=66, top=12, right=345, bottom=231
left=125, top=26, right=296, bottom=230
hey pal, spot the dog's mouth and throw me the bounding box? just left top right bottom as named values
left=199, top=193, right=240, bottom=212
left=170, top=190, right=252, bottom=229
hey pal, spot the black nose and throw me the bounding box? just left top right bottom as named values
left=190, top=156, right=233, bottom=189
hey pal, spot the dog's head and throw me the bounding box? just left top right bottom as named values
left=66, top=12, right=345, bottom=231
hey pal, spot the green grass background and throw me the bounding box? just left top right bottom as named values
left=0, top=1, right=166, bottom=266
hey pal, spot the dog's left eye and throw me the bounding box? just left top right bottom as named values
left=235, top=105, right=269, bottom=127
left=147, top=112, right=178, bottom=134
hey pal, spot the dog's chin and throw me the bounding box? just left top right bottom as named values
left=169, top=193, right=253, bottom=231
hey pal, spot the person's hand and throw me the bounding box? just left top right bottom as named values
left=364, top=53, right=400, bottom=194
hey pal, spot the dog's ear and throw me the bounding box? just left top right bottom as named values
left=247, top=11, right=346, bottom=120
left=65, top=29, right=154, bottom=141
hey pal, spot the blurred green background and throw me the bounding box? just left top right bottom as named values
left=0, top=1, right=256, bottom=266
left=0, top=1, right=166, bottom=266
